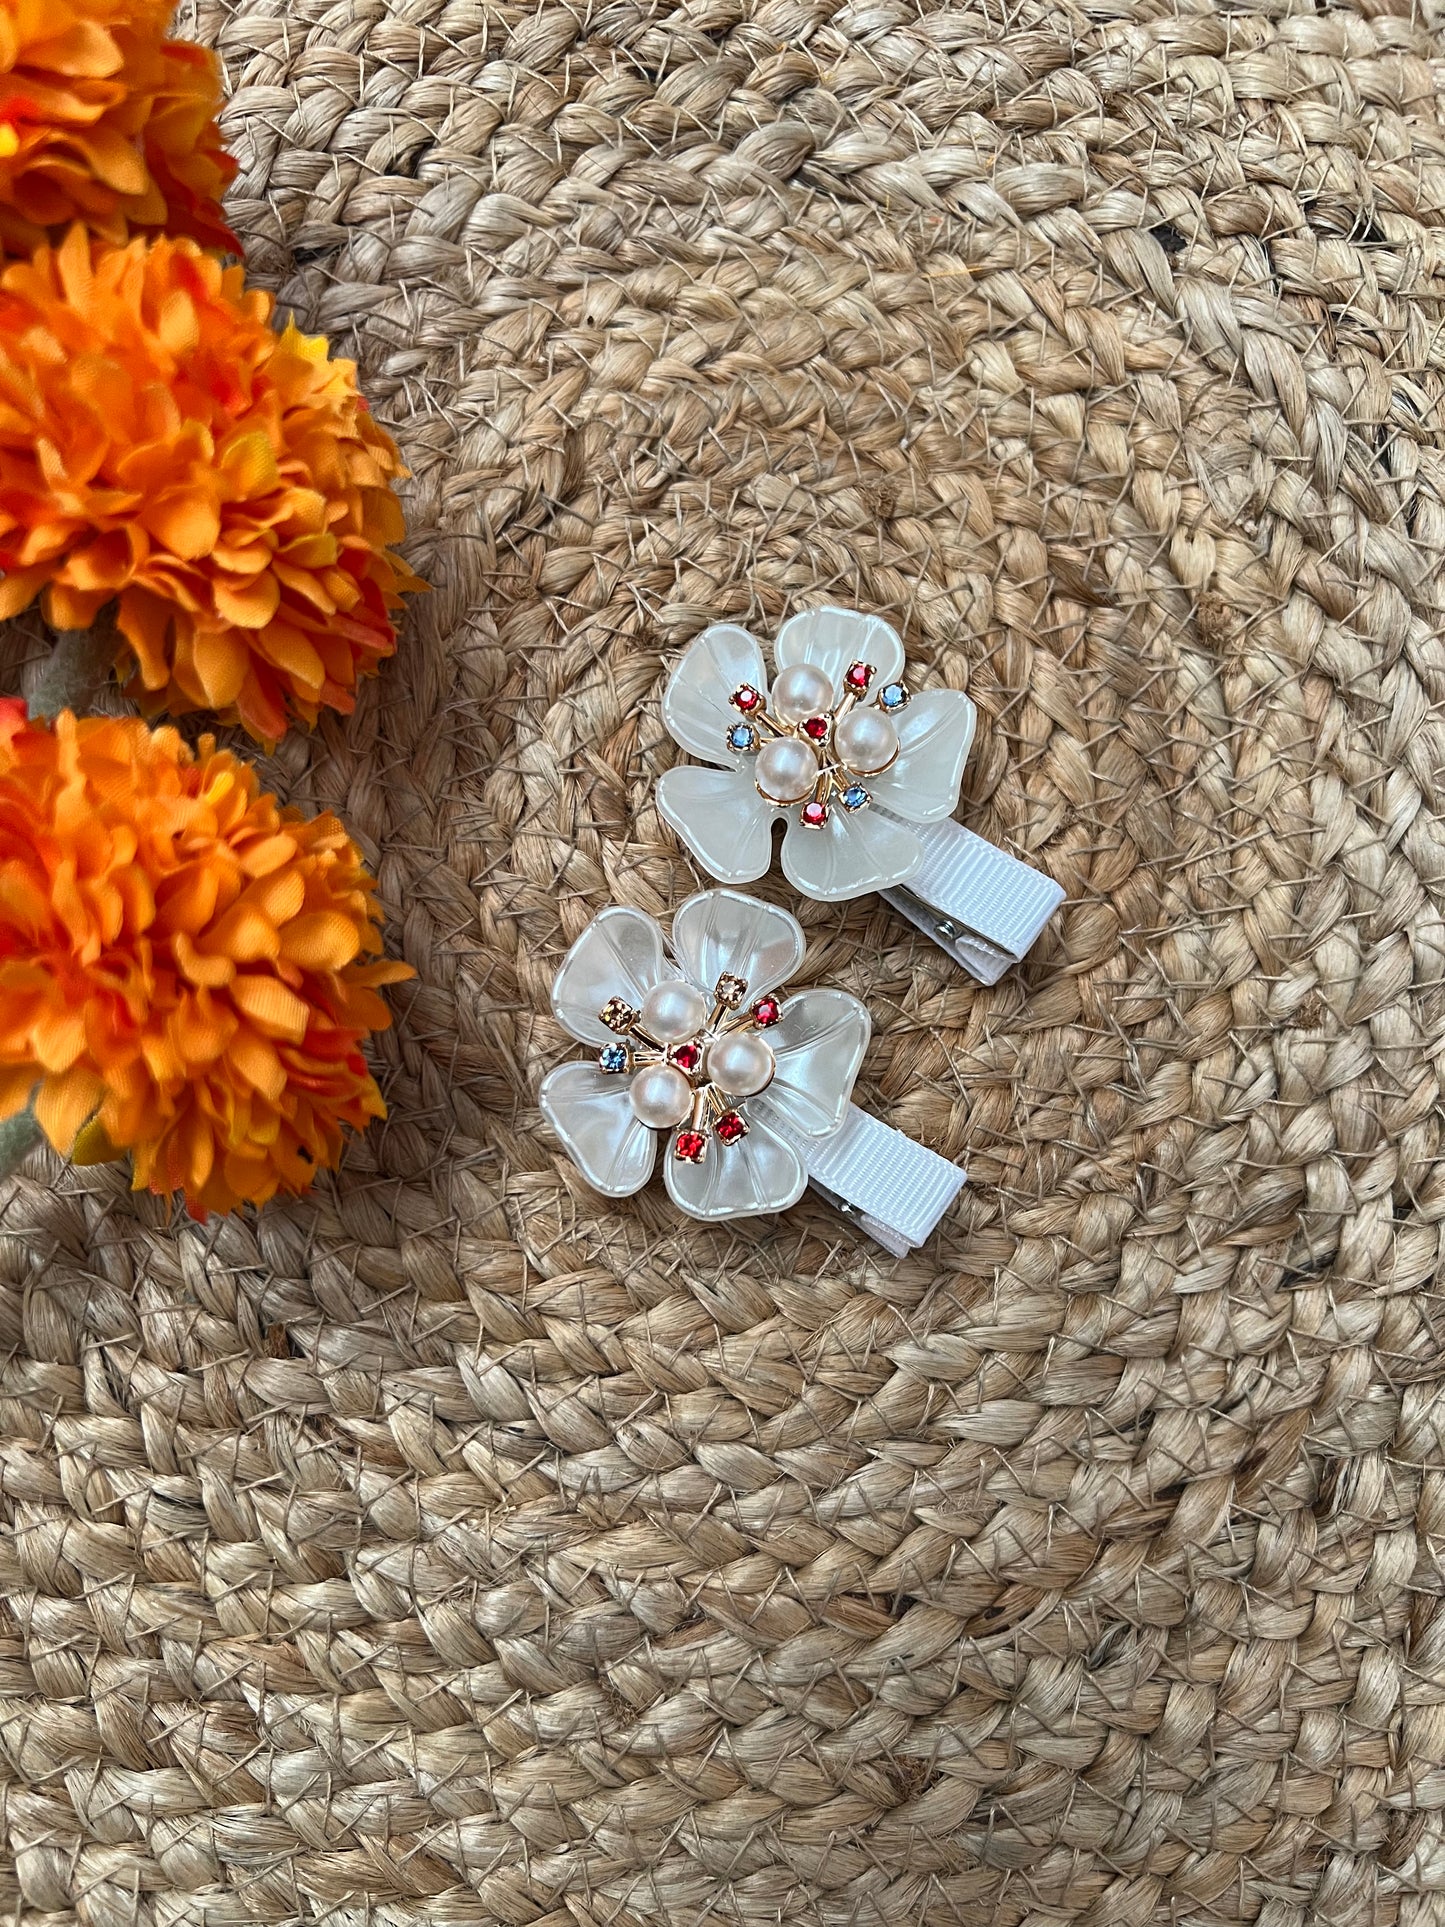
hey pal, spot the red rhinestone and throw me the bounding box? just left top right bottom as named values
left=844, top=661, right=874, bottom=691
left=802, top=715, right=830, bottom=740
left=731, top=684, right=761, bottom=713
left=715, top=1110, right=748, bottom=1145
left=752, top=996, right=781, bottom=1027
left=674, top=1130, right=707, bottom=1163
left=672, top=1042, right=701, bottom=1073
left=800, top=800, right=829, bottom=828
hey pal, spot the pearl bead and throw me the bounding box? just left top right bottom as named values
left=629, top=1062, right=695, bottom=1128
left=639, top=979, right=708, bottom=1044
left=834, top=706, right=899, bottom=776
left=755, top=735, right=820, bottom=804
left=771, top=661, right=835, bottom=724
left=705, top=1029, right=776, bottom=1098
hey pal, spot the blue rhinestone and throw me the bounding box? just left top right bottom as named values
left=879, top=682, right=908, bottom=710
left=598, top=1043, right=629, bottom=1073
left=727, top=722, right=757, bottom=751
left=841, top=784, right=870, bottom=811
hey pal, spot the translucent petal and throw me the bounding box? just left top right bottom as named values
left=656, top=763, right=779, bottom=886
left=671, top=889, right=804, bottom=1003
left=869, top=688, right=977, bottom=824
left=539, top=1062, right=659, bottom=1196
left=661, top=623, right=768, bottom=766
left=780, top=805, right=923, bottom=902
left=755, top=989, right=870, bottom=1138
left=551, top=906, right=677, bottom=1045
left=664, top=1113, right=806, bottom=1220
left=773, top=607, right=905, bottom=698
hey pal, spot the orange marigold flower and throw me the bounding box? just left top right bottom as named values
left=0, top=0, right=238, bottom=256
left=0, top=703, right=413, bottom=1217
left=0, top=228, right=425, bottom=743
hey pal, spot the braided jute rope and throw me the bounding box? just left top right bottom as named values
left=0, top=0, right=1442, bottom=1921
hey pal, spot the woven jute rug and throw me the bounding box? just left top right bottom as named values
left=2, top=0, right=1442, bottom=1922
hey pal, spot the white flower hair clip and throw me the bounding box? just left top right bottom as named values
left=656, top=606, right=1064, bottom=982
left=539, top=889, right=965, bottom=1253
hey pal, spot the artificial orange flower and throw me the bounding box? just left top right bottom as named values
left=0, top=0, right=237, bottom=257
left=0, top=228, right=424, bottom=742
left=0, top=703, right=412, bottom=1216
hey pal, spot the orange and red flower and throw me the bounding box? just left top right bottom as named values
left=0, top=0, right=237, bottom=257
left=0, top=703, right=412, bottom=1215
left=0, top=227, right=423, bottom=742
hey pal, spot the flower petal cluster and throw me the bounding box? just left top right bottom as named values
left=540, top=889, right=869, bottom=1220
left=0, top=0, right=238, bottom=258
left=0, top=229, right=423, bottom=741
left=657, top=607, right=977, bottom=902
left=0, top=703, right=411, bottom=1215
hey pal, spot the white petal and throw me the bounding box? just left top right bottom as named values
left=539, top=1062, right=658, bottom=1196
left=773, top=607, right=905, bottom=698
left=754, top=989, right=870, bottom=1138
left=869, top=688, right=977, bottom=824
left=656, top=764, right=779, bottom=886
left=551, top=906, right=677, bottom=1045
left=663, top=1113, right=806, bottom=1220
left=780, top=805, right=923, bottom=902
left=662, top=623, right=768, bottom=767
left=671, top=889, right=804, bottom=1003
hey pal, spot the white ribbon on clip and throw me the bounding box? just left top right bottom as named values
left=771, top=1104, right=967, bottom=1256
left=882, top=819, right=1066, bottom=985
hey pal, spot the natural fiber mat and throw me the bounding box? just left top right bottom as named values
left=2, top=0, right=1443, bottom=1921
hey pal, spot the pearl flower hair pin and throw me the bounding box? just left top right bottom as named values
left=539, top=889, right=966, bottom=1253
left=656, top=607, right=1063, bottom=982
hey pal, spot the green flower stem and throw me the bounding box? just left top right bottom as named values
left=0, top=1109, right=41, bottom=1182
left=29, top=622, right=118, bottom=720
